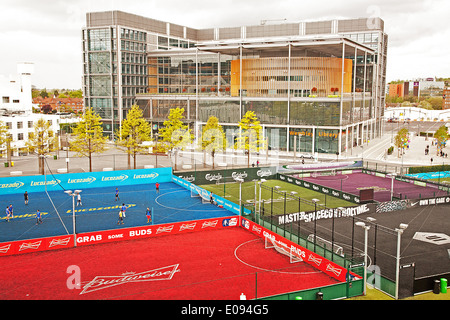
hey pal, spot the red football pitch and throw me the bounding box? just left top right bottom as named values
left=0, top=227, right=339, bottom=300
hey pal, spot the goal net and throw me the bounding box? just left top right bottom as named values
left=311, top=168, right=337, bottom=178
left=190, top=185, right=213, bottom=204
left=265, top=236, right=303, bottom=263
left=216, top=176, right=239, bottom=186
left=307, top=234, right=344, bottom=257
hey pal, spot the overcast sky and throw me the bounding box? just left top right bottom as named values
left=0, top=0, right=449, bottom=89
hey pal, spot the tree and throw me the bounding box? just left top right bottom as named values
left=70, top=108, right=108, bottom=172
left=0, top=121, right=12, bottom=162
left=158, top=107, right=193, bottom=170
left=418, top=100, right=433, bottom=110
left=39, top=89, right=49, bottom=99
left=236, top=111, right=266, bottom=167
left=434, top=125, right=449, bottom=156
left=200, top=116, right=227, bottom=169
left=68, top=89, right=83, bottom=98
left=116, top=105, right=152, bottom=169
left=25, top=118, right=58, bottom=175
left=0, top=121, right=10, bottom=150
left=394, top=128, right=409, bottom=158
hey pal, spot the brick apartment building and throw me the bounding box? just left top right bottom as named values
left=33, top=97, right=84, bottom=113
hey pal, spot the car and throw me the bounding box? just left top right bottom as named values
left=298, top=153, right=315, bottom=159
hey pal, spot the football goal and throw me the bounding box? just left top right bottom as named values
left=265, top=235, right=303, bottom=263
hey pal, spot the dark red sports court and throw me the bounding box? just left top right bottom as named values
left=296, top=170, right=447, bottom=202
left=0, top=227, right=339, bottom=300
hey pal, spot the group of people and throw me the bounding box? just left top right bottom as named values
left=5, top=183, right=161, bottom=227
left=5, top=204, right=14, bottom=223
left=4, top=191, right=42, bottom=225
left=116, top=182, right=159, bottom=225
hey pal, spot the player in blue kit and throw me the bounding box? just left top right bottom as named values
left=36, top=209, right=43, bottom=225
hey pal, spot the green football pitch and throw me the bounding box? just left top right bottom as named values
left=200, top=179, right=355, bottom=215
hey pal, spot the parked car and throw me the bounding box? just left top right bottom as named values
left=298, top=153, right=315, bottom=159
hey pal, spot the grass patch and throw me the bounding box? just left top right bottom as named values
left=200, top=179, right=354, bottom=214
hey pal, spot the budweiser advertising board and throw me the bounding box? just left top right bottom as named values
left=241, top=217, right=351, bottom=282
left=0, top=234, right=75, bottom=256
left=0, top=216, right=239, bottom=257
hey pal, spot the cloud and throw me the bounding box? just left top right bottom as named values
left=0, top=0, right=449, bottom=88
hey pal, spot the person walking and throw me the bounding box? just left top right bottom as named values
left=36, top=209, right=43, bottom=225
left=5, top=206, right=10, bottom=222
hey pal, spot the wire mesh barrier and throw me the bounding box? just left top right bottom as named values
left=245, top=184, right=405, bottom=299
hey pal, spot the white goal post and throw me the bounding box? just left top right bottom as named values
left=190, top=185, right=213, bottom=204
left=265, top=236, right=303, bottom=263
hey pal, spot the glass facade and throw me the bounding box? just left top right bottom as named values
left=152, top=54, right=234, bottom=96
left=198, top=100, right=240, bottom=123
left=83, top=12, right=387, bottom=152
left=288, top=128, right=313, bottom=153
left=243, top=101, right=288, bottom=125
left=83, top=25, right=149, bottom=136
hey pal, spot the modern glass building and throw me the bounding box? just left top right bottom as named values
left=82, top=11, right=388, bottom=155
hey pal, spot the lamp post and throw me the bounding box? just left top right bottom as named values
left=366, top=217, right=377, bottom=267
left=355, top=221, right=370, bottom=296
left=236, top=178, right=244, bottom=220
left=312, top=198, right=320, bottom=252
left=395, top=223, right=408, bottom=300
left=258, top=179, right=267, bottom=217
left=389, top=173, right=397, bottom=201
left=64, top=189, right=82, bottom=247
left=154, top=133, right=159, bottom=168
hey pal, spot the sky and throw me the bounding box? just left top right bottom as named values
left=0, top=0, right=449, bottom=89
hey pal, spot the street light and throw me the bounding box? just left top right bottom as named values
left=395, top=223, right=408, bottom=300
left=64, top=189, right=82, bottom=247
left=389, top=173, right=397, bottom=201
left=355, top=221, right=370, bottom=296
left=154, top=133, right=159, bottom=168
left=312, top=198, right=320, bottom=252
left=235, top=178, right=244, bottom=218
left=366, top=217, right=378, bottom=268
left=258, top=179, right=267, bottom=216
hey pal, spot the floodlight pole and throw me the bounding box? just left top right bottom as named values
left=236, top=178, right=244, bottom=222
left=155, top=133, right=159, bottom=168
left=355, top=222, right=370, bottom=296
left=312, top=199, right=319, bottom=252
left=258, top=179, right=266, bottom=222
left=65, top=190, right=82, bottom=247
left=390, top=173, right=396, bottom=201
left=395, top=223, right=408, bottom=300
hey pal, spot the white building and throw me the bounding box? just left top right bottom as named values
left=384, top=106, right=450, bottom=122
left=1, top=63, right=78, bottom=157
left=0, top=63, right=34, bottom=113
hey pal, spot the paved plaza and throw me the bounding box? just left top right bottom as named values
left=0, top=121, right=448, bottom=178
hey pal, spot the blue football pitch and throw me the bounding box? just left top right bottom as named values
left=0, top=182, right=233, bottom=242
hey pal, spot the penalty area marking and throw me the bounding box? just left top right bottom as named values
left=234, top=239, right=321, bottom=275
left=155, top=190, right=225, bottom=212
